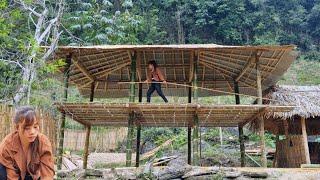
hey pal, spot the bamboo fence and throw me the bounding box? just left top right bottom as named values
left=63, top=128, right=127, bottom=152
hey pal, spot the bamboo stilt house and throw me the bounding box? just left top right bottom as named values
left=46, top=44, right=298, bottom=169
left=259, top=85, right=320, bottom=167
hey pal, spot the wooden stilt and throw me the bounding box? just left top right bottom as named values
left=273, top=133, right=279, bottom=167
left=83, top=81, right=95, bottom=169
left=138, top=83, right=142, bottom=103
left=187, top=82, right=192, bottom=165
left=256, top=57, right=267, bottom=167
left=126, top=51, right=136, bottom=167
left=135, top=123, right=141, bottom=167
left=234, top=81, right=245, bottom=167
left=192, top=52, right=200, bottom=166
left=188, top=126, right=192, bottom=164
left=83, top=125, right=91, bottom=169
left=193, top=115, right=200, bottom=166
left=126, top=113, right=134, bottom=167
left=239, top=125, right=245, bottom=167
left=135, top=80, right=142, bottom=167
left=90, top=81, right=95, bottom=102
left=301, top=117, right=311, bottom=164
left=57, top=54, right=72, bottom=170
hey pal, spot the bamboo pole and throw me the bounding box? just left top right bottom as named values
left=83, top=125, right=91, bottom=169
left=57, top=54, right=72, bottom=170
left=301, top=117, right=311, bottom=164
left=126, top=112, right=134, bottom=167
left=256, top=58, right=267, bottom=167
left=135, top=83, right=142, bottom=167
left=117, top=81, right=280, bottom=103
left=135, top=123, right=141, bottom=167
left=234, top=81, right=245, bottom=167
left=187, top=84, right=192, bottom=165
left=126, top=51, right=136, bottom=167
left=83, top=81, right=95, bottom=169
left=192, top=52, right=200, bottom=166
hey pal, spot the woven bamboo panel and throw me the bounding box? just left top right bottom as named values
left=55, top=102, right=294, bottom=127
left=275, top=135, right=307, bottom=168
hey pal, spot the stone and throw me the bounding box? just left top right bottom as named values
left=243, top=171, right=268, bottom=178
left=182, top=166, right=219, bottom=178
left=153, top=158, right=192, bottom=180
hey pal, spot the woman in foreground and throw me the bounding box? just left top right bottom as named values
left=0, top=106, right=54, bottom=180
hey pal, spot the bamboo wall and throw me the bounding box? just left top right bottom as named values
left=0, top=105, right=56, bottom=152
left=274, top=135, right=307, bottom=168
left=63, top=128, right=127, bottom=152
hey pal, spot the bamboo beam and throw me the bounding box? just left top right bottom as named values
left=235, top=52, right=255, bottom=82
left=301, top=117, right=311, bottom=164
left=72, top=57, right=95, bottom=81
left=57, top=54, right=72, bottom=170
left=83, top=125, right=91, bottom=169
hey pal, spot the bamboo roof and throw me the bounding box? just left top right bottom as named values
left=48, top=44, right=297, bottom=98
left=55, top=102, right=294, bottom=127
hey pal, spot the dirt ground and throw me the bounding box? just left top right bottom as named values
left=237, top=167, right=320, bottom=180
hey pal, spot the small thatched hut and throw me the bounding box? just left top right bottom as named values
left=262, top=85, right=320, bottom=167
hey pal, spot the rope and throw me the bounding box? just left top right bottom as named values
left=118, top=81, right=281, bottom=103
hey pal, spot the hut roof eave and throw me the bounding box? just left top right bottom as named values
left=264, top=85, right=320, bottom=119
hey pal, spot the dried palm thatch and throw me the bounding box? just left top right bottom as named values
left=250, top=85, right=320, bottom=134
left=264, top=85, right=320, bottom=119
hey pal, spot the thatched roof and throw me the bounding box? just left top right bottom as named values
left=264, top=85, right=320, bottom=119
left=47, top=44, right=297, bottom=98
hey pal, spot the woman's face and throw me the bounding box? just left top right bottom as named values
left=17, top=118, right=40, bottom=143
left=148, top=64, right=154, bottom=72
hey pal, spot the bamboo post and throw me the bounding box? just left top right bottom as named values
left=192, top=52, right=200, bottom=165
left=57, top=54, right=72, bottom=170
left=273, top=134, right=279, bottom=167
left=126, top=112, right=134, bottom=167
left=187, top=84, right=192, bottom=165
left=301, top=117, right=311, bottom=164
left=188, top=126, right=192, bottom=164
left=83, top=81, right=95, bottom=169
left=135, top=123, right=141, bottom=167
left=193, top=115, right=200, bottom=166
left=83, top=125, right=91, bottom=169
left=135, top=84, right=142, bottom=167
left=256, top=56, right=267, bottom=167
left=126, top=51, right=136, bottom=167
left=234, top=81, right=245, bottom=167
left=138, top=83, right=143, bottom=103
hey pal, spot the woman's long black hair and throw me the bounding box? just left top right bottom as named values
left=148, top=60, right=158, bottom=69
